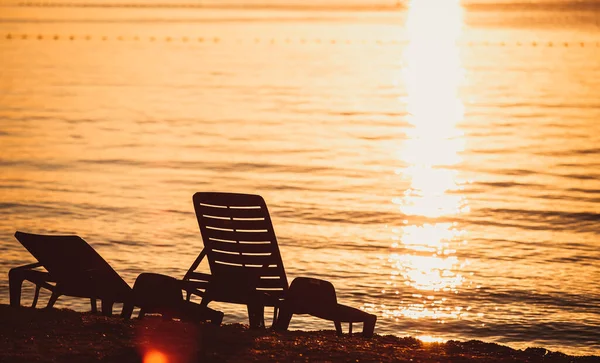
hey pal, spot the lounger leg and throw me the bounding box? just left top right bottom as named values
left=121, top=302, right=134, bottom=319
left=178, top=301, right=224, bottom=325
left=362, top=315, right=377, bottom=339
left=349, top=323, right=353, bottom=335
left=334, top=321, right=342, bottom=336
left=197, top=297, right=222, bottom=324
left=273, top=308, right=293, bottom=331
left=47, top=290, right=60, bottom=309
left=101, top=300, right=114, bottom=316
left=210, top=309, right=224, bottom=326
left=8, top=268, right=25, bottom=307
left=271, top=306, right=279, bottom=328
left=247, top=302, right=265, bottom=329
left=91, top=299, right=98, bottom=313
left=138, top=308, right=147, bottom=319
left=30, top=285, right=42, bottom=308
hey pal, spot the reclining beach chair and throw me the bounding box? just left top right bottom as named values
left=9, top=231, right=132, bottom=316
left=183, top=192, right=288, bottom=328
left=273, top=277, right=377, bottom=338
left=10, top=232, right=223, bottom=325
left=123, top=272, right=224, bottom=325
left=183, top=192, right=377, bottom=337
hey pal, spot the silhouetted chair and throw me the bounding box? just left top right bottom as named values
left=123, top=272, right=224, bottom=325
left=183, top=192, right=377, bottom=336
left=183, top=192, right=287, bottom=328
left=9, top=231, right=132, bottom=316
left=10, top=231, right=224, bottom=325
left=273, top=277, right=377, bottom=338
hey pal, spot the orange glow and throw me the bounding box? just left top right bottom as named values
left=143, top=350, right=168, bottom=363
left=396, top=0, right=466, bottom=221
left=416, top=335, right=447, bottom=343
left=386, top=0, right=469, bottom=322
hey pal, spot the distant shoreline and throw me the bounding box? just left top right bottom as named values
left=1, top=304, right=597, bottom=362
left=7, top=2, right=407, bottom=11
left=7, top=1, right=600, bottom=12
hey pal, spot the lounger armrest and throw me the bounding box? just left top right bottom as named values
left=184, top=271, right=211, bottom=281
left=9, top=263, right=57, bottom=307
left=180, top=278, right=211, bottom=289
left=183, top=249, right=207, bottom=279
left=9, top=263, right=56, bottom=284
left=180, top=274, right=212, bottom=298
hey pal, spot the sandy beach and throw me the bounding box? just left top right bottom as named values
left=1, top=305, right=598, bottom=363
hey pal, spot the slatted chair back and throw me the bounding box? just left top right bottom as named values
left=189, top=192, right=288, bottom=305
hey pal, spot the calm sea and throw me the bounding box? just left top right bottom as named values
left=0, top=0, right=599, bottom=356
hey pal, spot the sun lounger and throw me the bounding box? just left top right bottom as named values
left=123, top=272, right=224, bottom=325
left=10, top=232, right=223, bottom=324
left=183, top=192, right=288, bottom=328
left=183, top=192, right=377, bottom=336
left=273, top=277, right=377, bottom=338
left=9, top=231, right=131, bottom=316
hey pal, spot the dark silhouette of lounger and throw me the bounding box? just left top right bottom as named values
left=123, top=272, right=224, bottom=325
left=9, top=231, right=224, bottom=325
left=183, top=192, right=377, bottom=337
left=9, top=231, right=131, bottom=316
left=273, top=277, right=377, bottom=338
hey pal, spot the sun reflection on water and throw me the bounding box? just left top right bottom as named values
left=417, top=335, right=447, bottom=344
left=384, top=0, right=470, bottom=324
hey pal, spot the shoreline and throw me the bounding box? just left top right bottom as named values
left=1, top=304, right=598, bottom=362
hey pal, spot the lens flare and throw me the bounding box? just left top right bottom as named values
left=143, top=350, right=168, bottom=363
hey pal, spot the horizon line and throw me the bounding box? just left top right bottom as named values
left=8, top=1, right=600, bottom=12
